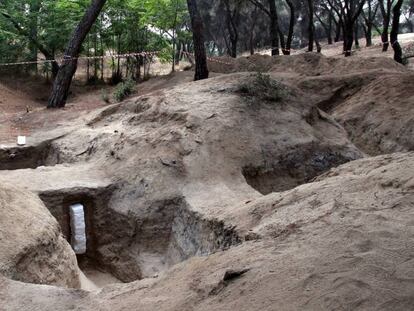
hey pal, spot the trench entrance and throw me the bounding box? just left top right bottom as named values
left=39, top=186, right=241, bottom=288
left=39, top=187, right=122, bottom=288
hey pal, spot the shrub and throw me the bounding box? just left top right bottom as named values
left=237, top=72, right=289, bottom=103
left=101, top=89, right=110, bottom=103
left=113, top=79, right=135, bottom=102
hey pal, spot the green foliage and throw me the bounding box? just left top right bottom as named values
left=113, top=79, right=135, bottom=102
left=0, top=0, right=192, bottom=78
left=237, top=72, right=289, bottom=103
left=141, top=0, right=188, bottom=37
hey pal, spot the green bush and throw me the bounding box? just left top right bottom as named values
left=113, top=79, right=135, bottom=102
left=237, top=72, right=289, bottom=103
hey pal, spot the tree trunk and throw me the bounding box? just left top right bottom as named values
left=344, top=22, right=354, bottom=57
left=175, top=41, right=181, bottom=66
left=249, top=7, right=259, bottom=55
left=285, top=0, right=295, bottom=54
left=406, top=15, right=414, bottom=33
left=223, top=0, right=240, bottom=58
left=86, top=36, right=90, bottom=83
left=327, top=10, right=333, bottom=44
left=334, top=18, right=341, bottom=42
left=135, top=56, right=141, bottom=80
left=94, top=30, right=98, bottom=80
left=100, top=26, right=104, bottom=81
left=279, top=28, right=287, bottom=54
left=48, top=0, right=107, bottom=108
left=268, top=0, right=280, bottom=55
left=362, top=0, right=375, bottom=47
left=186, top=0, right=209, bottom=80
left=172, top=32, right=176, bottom=72
left=116, top=34, right=121, bottom=79
left=29, top=0, right=40, bottom=74
left=230, top=37, right=238, bottom=57
left=307, top=0, right=314, bottom=52
left=380, top=0, right=391, bottom=52
left=365, top=23, right=372, bottom=47
left=250, top=36, right=255, bottom=55
left=390, top=0, right=403, bottom=63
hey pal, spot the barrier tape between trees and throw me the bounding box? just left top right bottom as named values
left=0, top=50, right=235, bottom=67
left=0, top=51, right=159, bottom=67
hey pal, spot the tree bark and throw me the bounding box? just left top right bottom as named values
left=327, top=10, right=333, bottom=44
left=362, top=23, right=372, bottom=47
left=333, top=16, right=342, bottom=42
left=361, top=0, right=377, bottom=47
left=285, top=0, right=295, bottom=55
left=186, top=0, right=209, bottom=80
left=379, top=0, right=393, bottom=52
left=268, top=0, right=280, bottom=55
left=307, top=0, right=314, bottom=52
left=390, top=0, right=403, bottom=63
left=48, top=0, right=107, bottom=108
left=344, top=22, right=354, bottom=56
left=249, top=7, right=259, bottom=55
left=223, top=0, right=240, bottom=58
left=29, top=0, right=40, bottom=74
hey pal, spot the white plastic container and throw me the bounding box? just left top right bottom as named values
left=69, top=203, right=87, bottom=254
left=17, top=136, right=26, bottom=146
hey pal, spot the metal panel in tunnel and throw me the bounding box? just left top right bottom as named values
left=70, top=203, right=87, bottom=254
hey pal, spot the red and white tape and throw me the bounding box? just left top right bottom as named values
left=0, top=51, right=159, bottom=67
left=182, top=51, right=233, bottom=66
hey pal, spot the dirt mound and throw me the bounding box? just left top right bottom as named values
left=208, top=53, right=406, bottom=76
left=1, top=152, right=413, bottom=311
left=0, top=72, right=362, bottom=283
left=0, top=183, right=80, bottom=288
left=331, top=72, right=414, bottom=155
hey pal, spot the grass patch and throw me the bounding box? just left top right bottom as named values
left=237, top=72, right=289, bottom=103
left=113, top=79, right=135, bottom=102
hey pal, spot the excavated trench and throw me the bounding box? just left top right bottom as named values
left=0, top=140, right=60, bottom=170
left=242, top=145, right=360, bottom=195
left=39, top=186, right=241, bottom=286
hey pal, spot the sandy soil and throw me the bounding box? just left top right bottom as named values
left=1, top=151, right=413, bottom=311
left=80, top=268, right=122, bottom=289
left=0, top=183, right=80, bottom=288
left=79, top=268, right=121, bottom=291
left=0, top=39, right=413, bottom=311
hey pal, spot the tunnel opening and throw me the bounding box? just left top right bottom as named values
left=38, top=187, right=241, bottom=287
left=38, top=186, right=122, bottom=288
